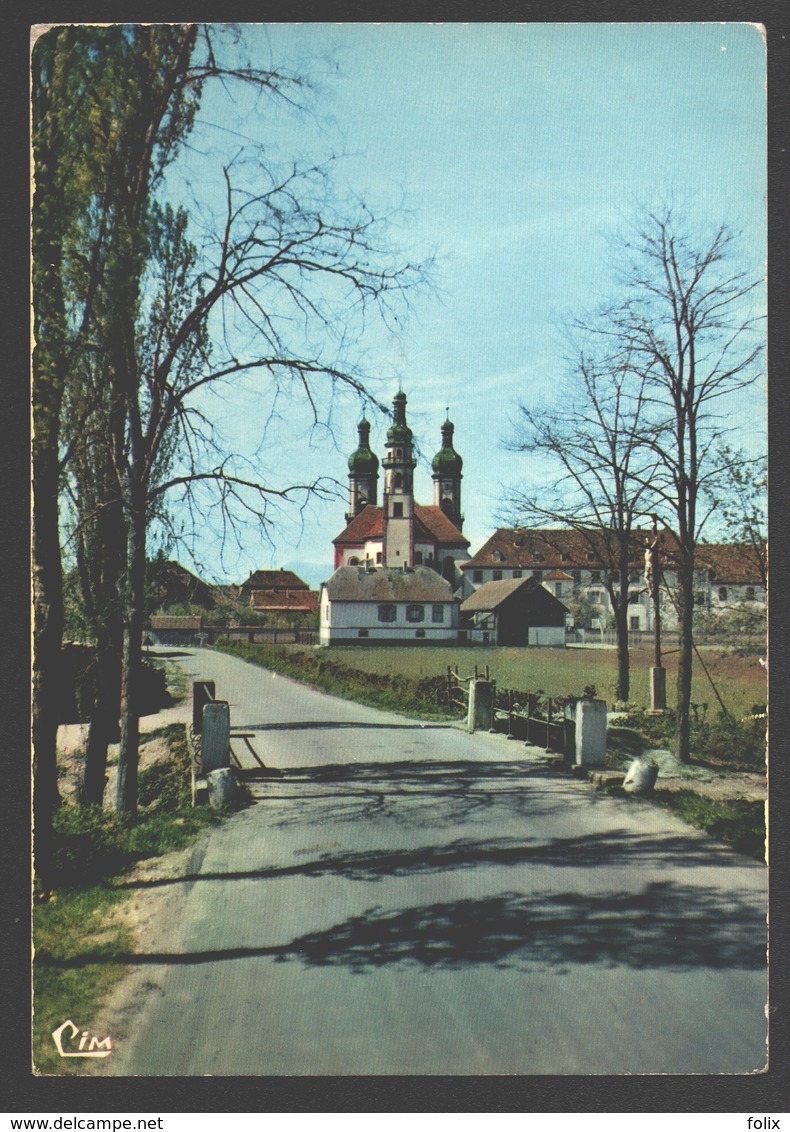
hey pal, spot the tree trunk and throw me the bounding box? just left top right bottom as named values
left=614, top=606, right=630, bottom=703
left=115, top=489, right=147, bottom=814
left=82, top=629, right=122, bottom=806
left=32, top=469, right=64, bottom=885
left=675, top=563, right=695, bottom=764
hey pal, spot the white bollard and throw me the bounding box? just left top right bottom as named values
left=207, top=767, right=236, bottom=809
left=574, top=698, right=607, bottom=766
left=467, top=680, right=494, bottom=733
left=622, top=758, right=659, bottom=795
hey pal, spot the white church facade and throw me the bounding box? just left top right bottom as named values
left=320, top=393, right=466, bottom=645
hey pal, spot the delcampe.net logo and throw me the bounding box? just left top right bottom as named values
left=52, top=1019, right=112, bottom=1058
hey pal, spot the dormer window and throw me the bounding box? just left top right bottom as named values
left=493, top=550, right=504, bottom=562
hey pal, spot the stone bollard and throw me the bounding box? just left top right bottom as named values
left=623, top=758, right=659, bottom=795
left=192, top=680, right=216, bottom=734
left=201, top=700, right=230, bottom=773
left=574, top=698, right=607, bottom=766
left=467, top=679, right=494, bottom=733
left=207, top=767, right=236, bottom=809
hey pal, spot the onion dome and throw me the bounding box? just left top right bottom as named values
left=348, top=416, right=379, bottom=474
left=386, top=391, right=413, bottom=444
left=432, top=415, right=463, bottom=474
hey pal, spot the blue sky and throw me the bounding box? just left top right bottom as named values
left=165, top=22, right=767, bottom=590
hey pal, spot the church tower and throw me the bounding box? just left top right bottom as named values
left=346, top=415, right=379, bottom=523
left=432, top=413, right=463, bottom=530
left=382, top=391, right=416, bottom=567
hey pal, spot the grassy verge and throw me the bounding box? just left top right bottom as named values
left=34, top=722, right=222, bottom=1075
left=605, top=785, right=766, bottom=862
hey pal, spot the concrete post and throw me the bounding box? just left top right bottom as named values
left=574, top=698, right=607, bottom=766
left=207, top=767, right=236, bottom=809
left=468, top=679, right=494, bottom=733
left=201, top=700, right=230, bottom=773
left=193, top=680, right=216, bottom=734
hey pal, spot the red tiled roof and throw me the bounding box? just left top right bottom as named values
left=696, top=543, right=766, bottom=585
left=240, top=569, right=309, bottom=591
left=150, top=616, right=202, bottom=630
left=414, top=505, right=470, bottom=548
left=250, top=589, right=320, bottom=613
left=333, top=504, right=468, bottom=548
left=463, top=528, right=680, bottom=570
left=545, top=568, right=574, bottom=581
left=333, top=505, right=384, bottom=543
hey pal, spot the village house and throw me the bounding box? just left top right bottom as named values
left=236, top=568, right=320, bottom=618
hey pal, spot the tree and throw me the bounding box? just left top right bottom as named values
left=504, top=351, right=660, bottom=702
left=709, top=447, right=767, bottom=588
left=33, top=24, right=430, bottom=819
left=599, top=208, right=764, bottom=761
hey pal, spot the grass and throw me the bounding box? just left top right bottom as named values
left=215, top=640, right=765, bottom=726
left=33, top=886, right=132, bottom=1075
left=607, top=787, right=766, bottom=862
left=34, top=721, right=222, bottom=1074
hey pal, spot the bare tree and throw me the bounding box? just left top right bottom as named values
left=504, top=350, right=660, bottom=702
left=597, top=207, right=764, bottom=761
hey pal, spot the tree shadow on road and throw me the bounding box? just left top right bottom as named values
left=38, top=882, right=766, bottom=974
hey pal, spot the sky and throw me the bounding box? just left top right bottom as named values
left=161, top=22, right=767, bottom=591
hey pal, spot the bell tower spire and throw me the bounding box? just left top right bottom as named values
left=346, top=414, right=379, bottom=522
left=432, top=410, right=463, bottom=530
left=382, top=391, right=416, bottom=567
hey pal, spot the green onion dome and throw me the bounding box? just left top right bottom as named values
left=348, top=416, right=379, bottom=473
left=432, top=417, right=463, bottom=474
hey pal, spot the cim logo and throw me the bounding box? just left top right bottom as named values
left=52, top=1019, right=112, bottom=1058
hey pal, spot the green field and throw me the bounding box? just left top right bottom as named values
left=316, top=645, right=766, bottom=719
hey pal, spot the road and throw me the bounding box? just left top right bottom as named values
left=103, top=647, right=767, bottom=1075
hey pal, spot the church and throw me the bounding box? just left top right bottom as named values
left=319, top=392, right=469, bottom=644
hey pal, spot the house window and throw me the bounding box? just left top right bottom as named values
left=432, top=604, right=445, bottom=623
left=378, top=604, right=396, bottom=622
left=394, top=473, right=403, bottom=490
left=493, top=570, right=502, bottom=581
left=587, top=552, right=597, bottom=562
left=718, top=586, right=728, bottom=601
left=534, top=552, right=544, bottom=562
left=590, top=593, right=601, bottom=604
left=473, top=570, right=483, bottom=583
left=358, top=629, right=369, bottom=638
left=695, top=592, right=706, bottom=606
left=393, top=502, right=403, bottom=518
left=376, top=552, right=382, bottom=564
left=555, top=583, right=564, bottom=597
left=415, top=551, right=423, bottom=564
left=590, top=570, right=601, bottom=583
left=415, top=629, right=426, bottom=638
left=629, top=592, right=640, bottom=605
left=561, top=553, right=571, bottom=563
left=532, top=569, right=542, bottom=579
left=630, top=616, right=640, bottom=630
left=571, top=570, right=581, bottom=583
left=493, top=549, right=504, bottom=562
left=513, top=569, right=523, bottom=578
left=745, top=587, right=755, bottom=601
left=349, top=556, right=360, bottom=565
left=406, top=604, right=425, bottom=622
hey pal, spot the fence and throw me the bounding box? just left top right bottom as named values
left=447, top=665, right=575, bottom=753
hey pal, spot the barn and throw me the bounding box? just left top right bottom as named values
left=460, top=576, right=568, bottom=646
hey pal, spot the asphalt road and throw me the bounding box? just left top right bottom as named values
left=104, top=647, right=768, bottom=1075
